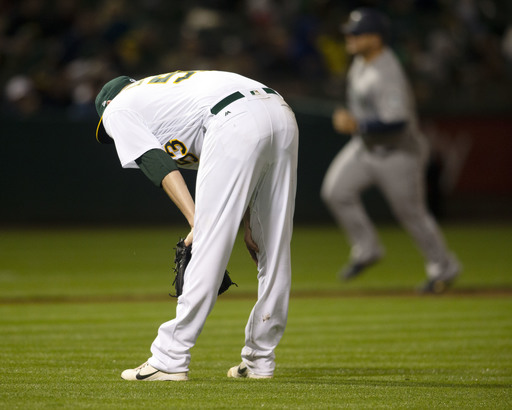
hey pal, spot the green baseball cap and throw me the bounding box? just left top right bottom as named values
left=95, top=76, right=136, bottom=144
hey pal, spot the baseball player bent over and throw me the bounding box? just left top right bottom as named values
left=321, top=8, right=460, bottom=293
left=95, top=71, right=298, bottom=380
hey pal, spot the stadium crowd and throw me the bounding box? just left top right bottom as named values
left=1, top=0, right=511, bottom=118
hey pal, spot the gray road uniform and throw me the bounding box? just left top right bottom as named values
left=321, top=47, right=460, bottom=283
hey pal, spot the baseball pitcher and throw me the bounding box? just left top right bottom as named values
left=321, top=8, right=460, bottom=293
left=95, top=70, right=298, bottom=380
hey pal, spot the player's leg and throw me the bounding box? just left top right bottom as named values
left=321, top=140, right=383, bottom=277
left=238, top=100, right=298, bottom=377
left=148, top=104, right=272, bottom=374
left=376, top=151, right=460, bottom=287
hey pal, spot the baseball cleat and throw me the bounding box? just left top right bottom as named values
left=419, top=277, right=456, bottom=294
left=227, top=362, right=273, bottom=379
left=121, top=361, right=188, bottom=381
left=339, top=255, right=381, bottom=281
left=419, top=257, right=461, bottom=294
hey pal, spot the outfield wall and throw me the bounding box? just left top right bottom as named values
left=1, top=110, right=511, bottom=225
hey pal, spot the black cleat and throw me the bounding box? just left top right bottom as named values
left=418, top=276, right=457, bottom=294
left=419, top=257, right=461, bottom=294
left=339, top=257, right=381, bottom=281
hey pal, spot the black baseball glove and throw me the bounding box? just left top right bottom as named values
left=170, top=239, right=237, bottom=297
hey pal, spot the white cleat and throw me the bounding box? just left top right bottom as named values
left=121, top=361, right=188, bottom=381
left=227, top=362, right=273, bottom=379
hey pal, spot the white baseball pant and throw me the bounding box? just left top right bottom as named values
left=148, top=90, right=298, bottom=375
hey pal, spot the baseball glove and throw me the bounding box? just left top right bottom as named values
left=170, top=239, right=237, bottom=298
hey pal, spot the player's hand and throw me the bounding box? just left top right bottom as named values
left=184, top=227, right=194, bottom=247
left=332, top=108, right=358, bottom=134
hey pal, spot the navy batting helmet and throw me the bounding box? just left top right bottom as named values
left=342, top=8, right=390, bottom=39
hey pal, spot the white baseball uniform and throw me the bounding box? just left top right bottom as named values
left=321, top=48, right=459, bottom=280
left=102, top=71, right=299, bottom=375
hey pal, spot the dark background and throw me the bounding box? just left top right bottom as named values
left=1, top=0, right=511, bottom=226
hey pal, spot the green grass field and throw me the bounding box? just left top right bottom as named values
left=1, top=224, right=511, bottom=408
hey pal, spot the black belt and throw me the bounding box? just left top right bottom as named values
left=211, top=88, right=277, bottom=115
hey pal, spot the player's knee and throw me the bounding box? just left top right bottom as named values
left=321, top=184, right=355, bottom=208
left=393, top=204, right=427, bottom=225
left=321, top=185, right=340, bottom=208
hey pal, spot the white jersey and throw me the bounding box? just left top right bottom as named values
left=103, top=71, right=299, bottom=376
left=102, top=70, right=267, bottom=169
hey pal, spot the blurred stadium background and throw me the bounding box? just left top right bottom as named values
left=2, top=5, right=511, bottom=405
left=1, top=0, right=511, bottom=226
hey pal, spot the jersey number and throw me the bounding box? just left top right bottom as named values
left=164, top=139, right=199, bottom=166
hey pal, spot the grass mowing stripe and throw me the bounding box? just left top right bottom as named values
left=0, top=225, right=510, bottom=408
left=1, top=224, right=512, bottom=301
left=1, top=297, right=510, bottom=409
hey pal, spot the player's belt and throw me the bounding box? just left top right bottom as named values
left=211, top=88, right=277, bottom=115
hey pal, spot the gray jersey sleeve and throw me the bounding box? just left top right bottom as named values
left=348, top=48, right=410, bottom=123
left=348, top=48, right=420, bottom=149
left=373, top=56, right=409, bottom=123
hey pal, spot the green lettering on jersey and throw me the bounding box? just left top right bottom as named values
left=148, top=71, right=197, bottom=85
left=176, top=153, right=199, bottom=166
left=173, top=71, right=196, bottom=83
left=148, top=73, right=174, bottom=84
left=165, top=140, right=187, bottom=156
